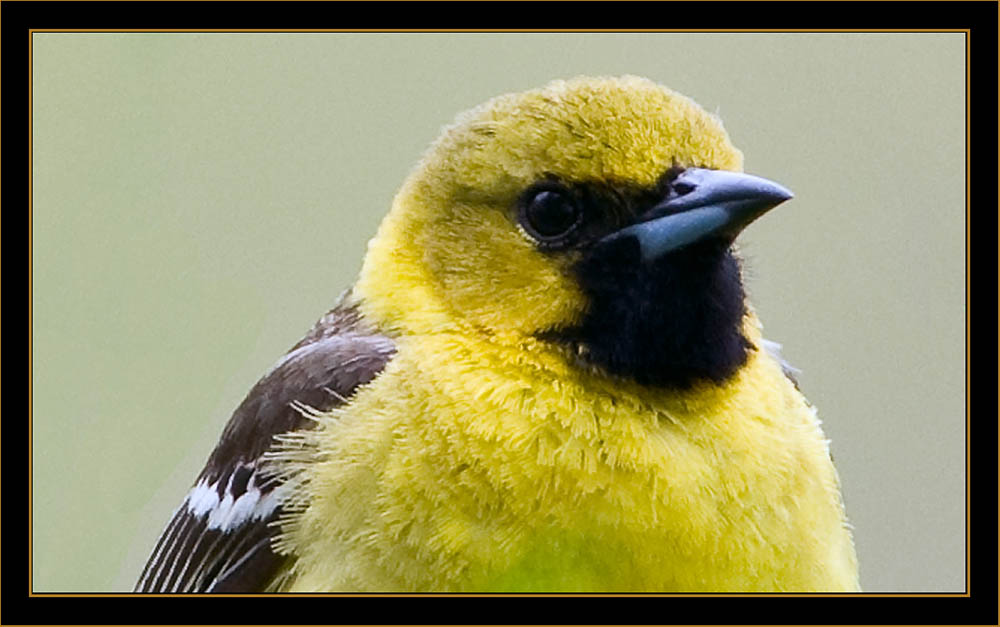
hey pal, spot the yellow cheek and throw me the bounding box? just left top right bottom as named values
left=423, top=203, right=587, bottom=338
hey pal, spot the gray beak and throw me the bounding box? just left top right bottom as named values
left=603, top=168, right=794, bottom=262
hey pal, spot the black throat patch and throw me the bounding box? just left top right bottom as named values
left=548, top=234, right=752, bottom=389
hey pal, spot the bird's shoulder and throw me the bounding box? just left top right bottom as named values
left=134, top=293, right=396, bottom=593
left=760, top=338, right=802, bottom=390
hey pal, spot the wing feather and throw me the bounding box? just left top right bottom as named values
left=135, top=297, right=395, bottom=593
left=761, top=338, right=802, bottom=388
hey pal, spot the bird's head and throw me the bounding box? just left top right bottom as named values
left=355, top=76, right=792, bottom=388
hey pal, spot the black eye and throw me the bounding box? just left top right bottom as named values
left=520, top=188, right=583, bottom=243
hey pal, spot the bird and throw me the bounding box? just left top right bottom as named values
left=134, top=75, right=859, bottom=593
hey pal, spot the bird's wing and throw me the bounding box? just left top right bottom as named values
left=134, top=296, right=395, bottom=593
left=761, top=338, right=802, bottom=388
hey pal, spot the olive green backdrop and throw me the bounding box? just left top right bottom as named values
left=31, top=32, right=966, bottom=592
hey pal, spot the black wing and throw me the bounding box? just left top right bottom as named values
left=134, top=296, right=395, bottom=593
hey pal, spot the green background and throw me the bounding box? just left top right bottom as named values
left=31, top=33, right=966, bottom=592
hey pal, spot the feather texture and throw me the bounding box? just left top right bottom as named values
left=134, top=296, right=395, bottom=592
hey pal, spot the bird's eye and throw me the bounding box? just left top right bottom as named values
left=520, top=188, right=583, bottom=244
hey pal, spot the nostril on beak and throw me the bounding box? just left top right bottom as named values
left=672, top=180, right=696, bottom=196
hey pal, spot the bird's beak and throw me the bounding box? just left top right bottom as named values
left=603, top=168, right=793, bottom=262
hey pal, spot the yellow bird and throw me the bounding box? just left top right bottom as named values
left=135, top=75, right=859, bottom=593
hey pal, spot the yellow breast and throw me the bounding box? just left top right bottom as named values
left=276, top=321, right=858, bottom=592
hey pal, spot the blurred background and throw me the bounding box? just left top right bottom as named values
left=31, top=32, right=966, bottom=592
